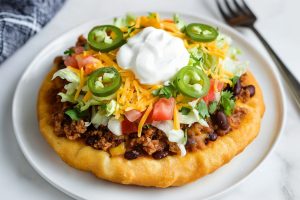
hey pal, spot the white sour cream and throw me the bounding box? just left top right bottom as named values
left=116, top=27, right=190, bottom=85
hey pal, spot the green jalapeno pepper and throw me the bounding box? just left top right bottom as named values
left=186, top=23, right=218, bottom=42
left=87, top=67, right=121, bottom=97
left=175, top=66, right=210, bottom=98
left=88, top=25, right=124, bottom=52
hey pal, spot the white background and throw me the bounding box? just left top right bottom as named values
left=0, top=0, right=299, bottom=199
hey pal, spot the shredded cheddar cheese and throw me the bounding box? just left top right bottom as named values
left=83, top=90, right=92, bottom=102
left=173, top=105, right=180, bottom=130
left=74, top=67, right=85, bottom=100
left=138, top=104, right=153, bottom=137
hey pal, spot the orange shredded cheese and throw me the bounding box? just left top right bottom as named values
left=173, top=105, right=180, bottom=130
left=83, top=90, right=92, bottom=102
left=67, top=66, right=80, bottom=76
left=138, top=104, right=153, bottom=137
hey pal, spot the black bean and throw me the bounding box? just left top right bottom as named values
left=152, top=150, right=168, bottom=159
left=244, top=85, right=255, bottom=97
left=208, top=133, right=218, bottom=141
left=214, top=111, right=229, bottom=130
left=124, top=150, right=140, bottom=160
left=233, top=79, right=242, bottom=96
left=85, top=135, right=98, bottom=146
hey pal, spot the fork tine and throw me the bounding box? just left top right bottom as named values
left=224, top=0, right=238, bottom=16
left=233, top=0, right=247, bottom=14
left=216, top=0, right=231, bottom=21
left=240, top=0, right=256, bottom=17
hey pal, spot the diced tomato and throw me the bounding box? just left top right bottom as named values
left=75, top=55, right=101, bottom=74
left=203, top=79, right=224, bottom=103
left=64, top=55, right=78, bottom=68
left=124, top=109, right=143, bottom=122
left=121, top=118, right=138, bottom=134
left=75, top=55, right=99, bottom=69
left=148, top=98, right=175, bottom=122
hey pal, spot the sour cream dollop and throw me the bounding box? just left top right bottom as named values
left=116, top=27, right=190, bottom=85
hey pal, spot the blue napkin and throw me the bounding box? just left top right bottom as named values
left=0, top=0, right=66, bottom=64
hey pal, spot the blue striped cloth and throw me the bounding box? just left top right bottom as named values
left=0, top=0, right=65, bottom=64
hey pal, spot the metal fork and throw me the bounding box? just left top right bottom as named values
left=217, top=0, right=300, bottom=109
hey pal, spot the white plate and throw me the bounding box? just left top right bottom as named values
left=12, top=12, right=286, bottom=200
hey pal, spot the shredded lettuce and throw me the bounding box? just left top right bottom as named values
left=91, top=107, right=109, bottom=128
left=105, top=100, right=117, bottom=116
left=76, top=94, right=117, bottom=112
left=216, top=33, right=232, bottom=48
left=93, top=93, right=116, bottom=101
left=178, top=110, right=208, bottom=127
left=178, top=99, right=209, bottom=127
left=188, top=47, right=217, bottom=71
left=77, top=99, right=101, bottom=112
left=173, top=14, right=186, bottom=31
left=113, top=13, right=136, bottom=28
left=52, top=68, right=79, bottom=83
left=58, top=92, right=75, bottom=103
left=222, top=58, right=248, bottom=77
left=228, top=46, right=242, bottom=60
left=64, top=82, right=77, bottom=95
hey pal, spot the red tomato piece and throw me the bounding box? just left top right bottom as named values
left=124, top=109, right=143, bottom=122
left=64, top=55, right=78, bottom=68
left=150, top=97, right=175, bottom=121
left=203, top=79, right=224, bottom=103
left=121, top=118, right=138, bottom=134
left=75, top=55, right=99, bottom=69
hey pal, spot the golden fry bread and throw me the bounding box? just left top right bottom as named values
left=38, top=64, right=265, bottom=188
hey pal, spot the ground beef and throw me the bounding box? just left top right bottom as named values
left=168, top=142, right=181, bottom=154
left=185, top=123, right=212, bottom=151
left=84, top=127, right=124, bottom=151
left=75, top=35, right=87, bottom=47
left=63, top=120, right=87, bottom=140
left=128, top=127, right=167, bottom=155
left=238, top=88, right=251, bottom=103
left=228, top=107, right=248, bottom=129
left=53, top=56, right=65, bottom=69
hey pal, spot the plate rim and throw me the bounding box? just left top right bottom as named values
left=12, top=11, right=286, bottom=200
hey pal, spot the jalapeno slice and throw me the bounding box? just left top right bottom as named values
left=186, top=23, right=218, bottom=42
left=88, top=25, right=124, bottom=52
left=87, top=67, right=122, bottom=97
left=175, top=66, right=210, bottom=98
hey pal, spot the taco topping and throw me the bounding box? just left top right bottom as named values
left=50, top=13, right=256, bottom=160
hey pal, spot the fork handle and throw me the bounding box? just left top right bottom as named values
left=250, top=26, right=300, bottom=109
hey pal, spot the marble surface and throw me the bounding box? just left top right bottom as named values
left=0, top=0, right=299, bottom=199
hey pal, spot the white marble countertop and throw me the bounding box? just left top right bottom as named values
left=0, top=0, right=299, bottom=199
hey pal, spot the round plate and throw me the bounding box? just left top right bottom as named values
left=12, top=12, right=286, bottom=200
